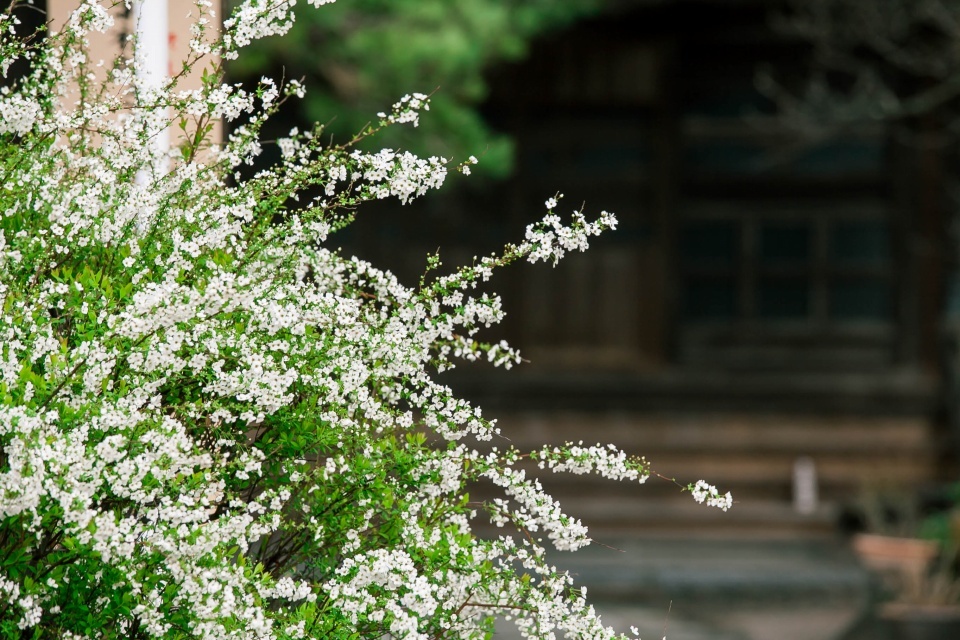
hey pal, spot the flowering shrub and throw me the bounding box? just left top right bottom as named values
left=0, top=1, right=730, bottom=638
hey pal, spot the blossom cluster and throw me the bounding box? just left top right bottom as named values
left=0, top=1, right=729, bottom=638
left=690, top=480, right=734, bottom=512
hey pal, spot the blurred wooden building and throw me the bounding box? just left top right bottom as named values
left=437, top=0, right=952, bottom=536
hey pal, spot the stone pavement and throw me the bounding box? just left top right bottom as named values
left=493, top=535, right=876, bottom=640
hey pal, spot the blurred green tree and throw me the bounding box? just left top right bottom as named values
left=228, top=0, right=599, bottom=177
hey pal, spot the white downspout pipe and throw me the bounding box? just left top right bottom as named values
left=132, top=0, right=170, bottom=162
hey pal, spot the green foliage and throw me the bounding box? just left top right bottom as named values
left=229, top=0, right=599, bottom=176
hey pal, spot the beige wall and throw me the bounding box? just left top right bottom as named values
left=47, top=1, right=222, bottom=144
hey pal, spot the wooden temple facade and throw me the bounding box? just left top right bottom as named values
left=441, top=0, right=953, bottom=535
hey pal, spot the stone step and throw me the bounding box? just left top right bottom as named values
left=492, top=412, right=935, bottom=456
left=480, top=412, right=939, bottom=503
left=551, top=453, right=931, bottom=492
left=469, top=411, right=939, bottom=537
left=492, top=535, right=872, bottom=640
left=471, top=493, right=839, bottom=539
left=478, top=450, right=936, bottom=503
left=554, top=496, right=838, bottom=537
left=544, top=535, right=871, bottom=604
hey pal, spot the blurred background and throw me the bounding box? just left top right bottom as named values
left=19, top=0, right=960, bottom=637
left=229, top=1, right=960, bottom=637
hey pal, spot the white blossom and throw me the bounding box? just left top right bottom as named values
left=0, top=1, right=729, bottom=637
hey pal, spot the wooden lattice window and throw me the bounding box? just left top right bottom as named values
left=677, top=199, right=899, bottom=369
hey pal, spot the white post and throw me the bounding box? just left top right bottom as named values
left=792, top=456, right=819, bottom=515
left=132, top=0, right=170, bottom=160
